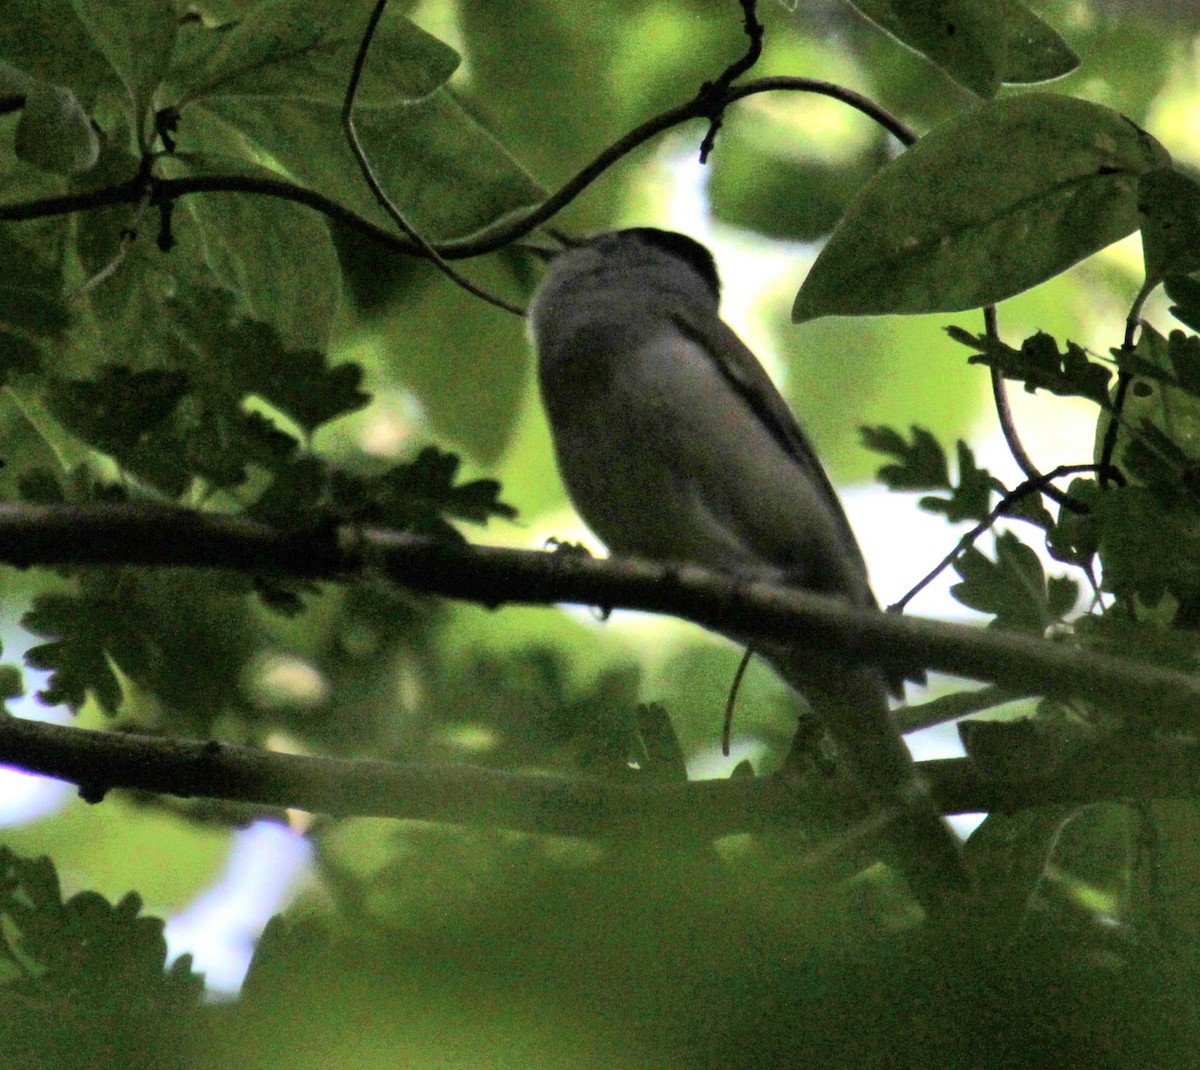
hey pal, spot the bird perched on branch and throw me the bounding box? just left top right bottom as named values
left=528, top=227, right=969, bottom=911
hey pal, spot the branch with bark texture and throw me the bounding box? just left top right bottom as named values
left=4, top=714, right=1200, bottom=838
left=1, top=503, right=1198, bottom=719
left=2, top=503, right=1199, bottom=830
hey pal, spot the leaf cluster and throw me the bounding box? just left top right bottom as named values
left=3, top=0, right=1200, bottom=1065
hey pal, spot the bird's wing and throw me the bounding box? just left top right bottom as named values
left=668, top=309, right=874, bottom=604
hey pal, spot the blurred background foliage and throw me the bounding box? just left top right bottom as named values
left=2, top=0, right=1200, bottom=1065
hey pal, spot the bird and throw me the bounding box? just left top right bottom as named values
left=528, top=227, right=969, bottom=911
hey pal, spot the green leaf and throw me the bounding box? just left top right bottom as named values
left=47, top=366, right=189, bottom=454
left=633, top=703, right=688, bottom=781
left=950, top=327, right=1112, bottom=406
left=1046, top=478, right=1099, bottom=568
left=794, top=94, right=1170, bottom=322
left=1112, top=324, right=1200, bottom=399
left=0, top=1, right=120, bottom=98
left=951, top=529, right=1076, bottom=630
left=22, top=591, right=125, bottom=712
left=12, top=81, right=100, bottom=173
left=179, top=87, right=544, bottom=241
left=860, top=424, right=950, bottom=490
left=1164, top=273, right=1200, bottom=332
left=1106, top=326, right=1200, bottom=481
left=0, top=846, right=204, bottom=1007
left=0, top=663, right=23, bottom=701
left=66, top=0, right=177, bottom=128
left=1093, top=485, right=1200, bottom=606
left=1138, top=168, right=1200, bottom=287
left=920, top=440, right=1001, bottom=522
left=162, top=152, right=343, bottom=351
left=847, top=0, right=1078, bottom=98
left=172, top=0, right=459, bottom=107
left=998, top=489, right=1055, bottom=534
left=165, top=286, right=370, bottom=436
left=0, top=231, right=69, bottom=377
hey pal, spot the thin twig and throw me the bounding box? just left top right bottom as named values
left=697, top=0, right=765, bottom=162
left=893, top=684, right=1030, bottom=734
left=722, top=643, right=756, bottom=756
left=0, top=77, right=915, bottom=261
left=984, top=305, right=1087, bottom=513
left=340, top=0, right=523, bottom=315
left=890, top=463, right=1106, bottom=614
left=68, top=196, right=151, bottom=304
left=1098, top=292, right=1149, bottom=488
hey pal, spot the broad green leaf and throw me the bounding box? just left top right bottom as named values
left=0, top=0, right=117, bottom=100
left=794, top=94, right=1170, bottom=322
left=1093, top=485, right=1200, bottom=606
left=1104, top=326, right=1200, bottom=485
left=1138, top=168, right=1200, bottom=288
left=849, top=0, right=1078, bottom=97
left=162, top=152, right=342, bottom=351
left=0, top=229, right=69, bottom=340
left=180, top=88, right=544, bottom=241
left=13, top=81, right=100, bottom=173
left=357, top=254, right=532, bottom=464
left=173, top=0, right=459, bottom=107
left=66, top=0, right=176, bottom=129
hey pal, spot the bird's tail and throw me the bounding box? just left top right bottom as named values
left=769, top=650, right=971, bottom=913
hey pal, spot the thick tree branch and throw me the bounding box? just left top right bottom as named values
left=1, top=503, right=1198, bottom=720
left=4, top=714, right=1200, bottom=838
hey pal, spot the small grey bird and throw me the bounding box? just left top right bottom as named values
left=529, top=227, right=968, bottom=910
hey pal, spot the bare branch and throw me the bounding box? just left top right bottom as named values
left=4, top=711, right=1200, bottom=834
left=1, top=504, right=1198, bottom=720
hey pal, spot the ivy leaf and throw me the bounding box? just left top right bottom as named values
left=951, top=530, right=1078, bottom=630
left=951, top=327, right=1112, bottom=406
left=1046, top=478, right=1100, bottom=568
left=331, top=446, right=517, bottom=537
left=998, top=489, right=1055, bottom=533
left=794, top=94, right=1169, bottom=321
left=861, top=425, right=950, bottom=490
left=0, top=846, right=204, bottom=1008
left=863, top=427, right=1001, bottom=522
